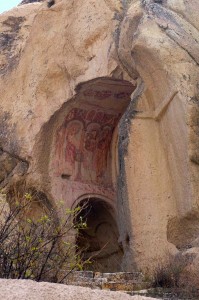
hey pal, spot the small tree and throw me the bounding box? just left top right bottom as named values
left=0, top=189, right=89, bottom=283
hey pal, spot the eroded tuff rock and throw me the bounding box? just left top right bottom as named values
left=20, top=0, right=45, bottom=4
left=0, top=148, right=28, bottom=188
left=0, top=0, right=199, bottom=275
left=0, top=279, right=158, bottom=300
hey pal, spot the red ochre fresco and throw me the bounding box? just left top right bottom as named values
left=50, top=79, right=135, bottom=208
left=83, top=89, right=132, bottom=99
left=54, top=107, right=119, bottom=188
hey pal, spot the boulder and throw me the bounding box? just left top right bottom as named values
left=0, top=279, right=159, bottom=300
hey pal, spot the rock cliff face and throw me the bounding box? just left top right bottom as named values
left=0, top=0, right=199, bottom=274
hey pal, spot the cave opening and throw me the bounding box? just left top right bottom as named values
left=75, top=197, right=123, bottom=272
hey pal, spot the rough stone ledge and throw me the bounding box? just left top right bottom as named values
left=64, top=271, right=148, bottom=292
left=0, top=279, right=160, bottom=300
left=66, top=271, right=143, bottom=281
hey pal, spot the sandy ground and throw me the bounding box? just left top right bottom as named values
left=0, top=279, right=160, bottom=300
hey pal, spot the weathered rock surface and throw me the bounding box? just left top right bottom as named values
left=0, top=279, right=159, bottom=300
left=0, top=148, right=28, bottom=187
left=20, top=0, right=44, bottom=4
left=0, top=0, right=199, bottom=276
left=64, top=270, right=148, bottom=291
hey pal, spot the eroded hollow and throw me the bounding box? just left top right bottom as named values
left=52, top=78, right=134, bottom=188
left=75, top=198, right=123, bottom=272
left=37, top=77, right=136, bottom=271
left=167, top=211, right=199, bottom=250
left=7, top=181, right=56, bottom=222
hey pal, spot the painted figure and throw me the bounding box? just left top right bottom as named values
left=95, top=126, right=112, bottom=183
left=83, top=123, right=100, bottom=182
left=65, top=121, right=84, bottom=179
left=54, top=108, right=116, bottom=186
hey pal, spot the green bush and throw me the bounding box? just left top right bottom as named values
left=0, top=190, right=90, bottom=282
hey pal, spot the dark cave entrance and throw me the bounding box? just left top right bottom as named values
left=75, top=197, right=123, bottom=272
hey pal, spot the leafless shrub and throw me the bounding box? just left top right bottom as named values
left=153, top=254, right=186, bottom=288
left=152, top=253, right=199, bottom=299
left=0, top=189, right=90, bottom=283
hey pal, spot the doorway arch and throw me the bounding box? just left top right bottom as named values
left=75, top=196, right=123, bottom=272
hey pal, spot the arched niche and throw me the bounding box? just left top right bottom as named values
left=35, top=77, right=136, bottom=271
left=74, top=196, right=123, bottom=272
left=49, top=77, right=135, bottom=209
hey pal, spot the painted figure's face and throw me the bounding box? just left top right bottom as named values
left=101, top=128, right=111, bottom=140
left=67, top=123, right=81, bottom=136
left=85, top=129, right=99, bottom=152
left=104, top=128, right=110, bottom=137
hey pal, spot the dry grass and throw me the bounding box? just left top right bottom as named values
left=152, top=253, right=199, bottom=299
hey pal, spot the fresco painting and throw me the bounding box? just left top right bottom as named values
left=95, top=126, right=112, bottom=182
left=83, top=89, right=131, bottom=100
left=50, top=81, right=134, bottom=210
left=64, top=121, right=84, bottom=178
left=54, top=108, right=119, bottom=187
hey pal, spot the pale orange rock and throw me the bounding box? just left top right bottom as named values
left=0, top=0, right=199, bottom=276
left=0, top=279, right=159, bottom=300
